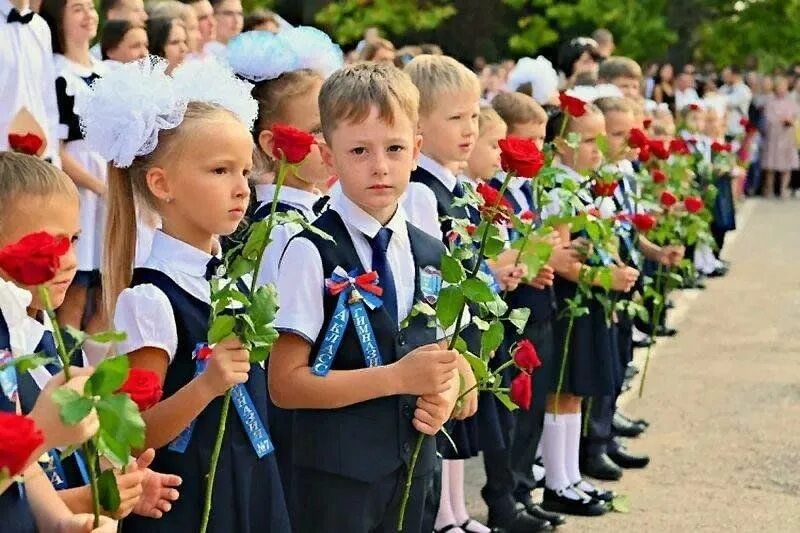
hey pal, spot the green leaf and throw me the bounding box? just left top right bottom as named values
left=242, top=220, right=269, bottom=260
left=440, top=255, right=466, bottom=284
left=462, top=351, right=489, bottom=382
left=208, top=315, right=236, bottom=344
left=493, top=390, right=519, bottom=412
left=482, top=235, right=506, bottom=258
left=227, top=256, right=254, bottom=281
left=597, top=268, right=613, bottom=292
left=63, top=326, right=88, bottom=347
left=411, top=301, right=436, bottom=317
left=480, top=320, right=504, bottom=358
left=611, top=494, right=630, bottom=513
left=508, top=308, right=531, bottom=334
left=435, top=286, right=464, bottom=329
left=471, top=316, right=490, bottom=331
left=85, top=356, right=129, bottom=397
left=0, top=353, right=56, bottom=374
left=52, top=388, right=94, bottom=425
left=95, top=393, right=145, bottom=467
left=461, top=278, right=495, bottom=303
left=482, top=295, right=509, bottom=318
left=250, top=284, right=280, bottom=325
left=98, top=468, right=121, bottom=513
left=88, top=330, right=127, bottom=344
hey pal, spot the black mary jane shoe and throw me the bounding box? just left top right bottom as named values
left=541, top=488, right=607, bottom=517
left=616, top=410, right=650, bottom=427
left=434, top=525, right=462, bottom=533
left=522, top=501, right=567, bottom=527
left=573, top=481, right=615, bottom=503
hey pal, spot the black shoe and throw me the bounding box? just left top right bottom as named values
left=573, top=481, right=615, bottom=502
left=522, top=502, right=567, bottom=527
left=665, top=299, right=675, bottom=309
left=632, top=335, right=654, bottom=348
left=541, top=488, right=607, bottom=517
left=580, top=453, right=623, bottom=481
left=616, top=411, right=649, bottom=427
left=612, top=412, right=646, bottom=437
left=608, top=446, right=650, bottom=469
left=654, top=325, right=678, bottom=337
left=489, top=505, right=553, bottom=532
left=708, top=266, right=728, bottom=277
left=624, top=365, right=639, bottom=379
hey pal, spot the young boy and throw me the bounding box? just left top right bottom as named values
left=269, top=63, right=462, bottom=533
left=403, top=55, right=551, bottom=532
left=597, top=56, right=643, bottom=99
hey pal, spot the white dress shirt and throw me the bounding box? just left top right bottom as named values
left=275, top=193, right=416, bottom=344
left=255, top=184, right=322, bottom=288
left=0, top=0, right=61, bottom=165
left=401, top=153, right=457, bottom=241
left=115, top=231, right=219, bottom=361
left=675, top=87, right=701, bottom=111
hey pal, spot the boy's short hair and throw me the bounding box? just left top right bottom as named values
left=478, top=105, right=504, bottom=132
left=319, top=62, right=420, bottom=143
left=594, top=96, right=634, bottom=115
left=359, top=38, right=395, bottom=62
left=404, top=54, right=480, bottom=116
left=0, top=152, right=77, bottom=228
left=598, top=56, right=643, bottom=82
left=491, top=91, right=547, bottom=129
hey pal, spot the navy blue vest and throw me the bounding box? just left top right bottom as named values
left=0, top=311, right=36, bottom=533
left=251, top=200, right=297, bottom=223
left=290, top=209, right=444, bottom=483
left=121, top=269, right=289, bottom=533
left=410, top=166, right=469, bottom=241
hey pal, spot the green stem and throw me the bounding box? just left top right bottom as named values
left=84, top=440, right=102, bottom=528
left=638, top=264, right=665, bottom=398
left=553, top=314, right=576, bottom=417
left=455, top=358, right=516, bottom=404
left=396, top=432, right=424, bottom=532
left=198, top=390, right=231, bottom=533
left=582, top=397, right=592, bottom=437
left=249, top=162, right=290, bottom=295
left=39, top=287, right=71, bottom=379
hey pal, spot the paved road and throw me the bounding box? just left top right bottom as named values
left=464, top=199, right=800, bottom=532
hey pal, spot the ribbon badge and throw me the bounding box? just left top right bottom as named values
left=312, top=266, right=385, bottom=377
left=169, top=343, right=273, bottom=458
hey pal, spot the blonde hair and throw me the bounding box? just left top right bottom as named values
left=0, top=152, right=77, bottom=230
left=598, top=56, right=642, bottom=82
left=319, top=62, right=420, bottom=143
left=478, top=105, right=504, bottom=133
left=359, top=38, right=395, bottom=62
left=147, top=0, right=193, bottom=25
left=102, top=102, right=237, bottom=318
left=491, top=91, right=547, bottom=130
left=594, top=96, right=634, bottom=115
left=404, top=54, right=480, bottom=116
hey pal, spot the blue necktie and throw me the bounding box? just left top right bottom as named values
left=367, top=228, right=397, bottom=324
left=37, top=330, right=62, bottom=375
left=520, top=181, right=534, bottom=210
left=452, top=181, right=465, bottom=199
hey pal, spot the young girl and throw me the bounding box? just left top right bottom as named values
left=226, top=27, right=341, bottom=503
left=541, top=105, right=639, bottom=516
left=146, top=17, right=189, bottom=75
left=80, top=57, right=290, bottom=532
left=40, top=0, right=108, bottom=345
left=100, top=20, right=149, bottom=66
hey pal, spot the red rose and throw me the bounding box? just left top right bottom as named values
left=637, top=144, right=651, bottom=162
left=688, top=103, right=700, bottom=111
left=513, top=340, right=541, bottom=372
left=739, top=117, right=750, bottom=127
left=8, top=133, right=44, bottom=156
left=745, top=123, right=758, bottom=134
left=669, top=138, right=690, bottom=155
left=520, top=210, right=536, bottom=222
left=684, top=196, right=704, bottom=213
left=118, top=368, right=163, bottom=411
left=648, top=139, right=670, bottom=160
left=270, top=124, right=316, bottom=164
left=558, top=92, right=587, bottom=117
left=0, top=412, right=44, bottom=478
left=711, top=141, right=732, bottom=153
left=642, top=118, right=653, bottom=129
left=476, top=182, right=513, bottom=223
left=631, top=213, right=657, bottom=232
left=627, top=128, right=649, bottom=149
left=498, top=136, right=544, bottom=178
left=592, top=180, right=619, bottom=198
left=0, top=232, right=70, bottom=286
left=660, top=190, right=678, bottom=207
left=651, top=169, right=667, bottom=184
left=466, top=224, right=477, bottom=236
left=510, top=372, right=532, bottom=410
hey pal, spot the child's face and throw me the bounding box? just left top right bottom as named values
left=603, top=110, right=635, bottom=162
left=558, top=112, right=605, bottom=173
left=418, top=89, right=480, bottom=166
left=149, top=113, right=252, bottom=243
left=321, top=105, right=422, bottom=223
left=685, top=110, right=705, bottom=133
left=0, top=193, right=80, bottom=310
left=467, top=120, right=507, bottom=181
left=107, top=27, right=149, bottom=64
left=63, top=0, right=99, bottom=44
left=509, top=120, right=546, bottom=150
left=262, top=79, right=329, bottom=187
left=611, top=76, right=641, bottom=99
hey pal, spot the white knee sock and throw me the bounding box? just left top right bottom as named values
left=564, top=412, right=597, bottom=493
left=434, top=460, right=465, bottom=532
left=450, top=460, right=490, bottom=532
left=542, top=415, right=569, bottom=491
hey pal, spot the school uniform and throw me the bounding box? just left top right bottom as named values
left=54, top=54, right=108, bottom=285
left=114, top=230, right=290, bottom=533
left=543, top=166, right=617, bottom=399
left=275, top=193, right=445, bottom=532
left=0, top=0, right=61, bottom=165
left=491, top=175, right=559, bottom=507
left=0, top=305, right=37, bottom=533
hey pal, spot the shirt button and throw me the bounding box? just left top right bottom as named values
left=403, top=442, right=411, bottom=454
left=398, top=333, right=407, bottom=346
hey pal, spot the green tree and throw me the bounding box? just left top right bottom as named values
left=314, top=0, right=457, bottom=45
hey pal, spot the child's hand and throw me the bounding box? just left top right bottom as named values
left=199, top=337, right=250, bottom=397
left=494, top=264, right=526, bottom=291
left=611, top=265, right=640, bottom=292
left=108, top=460, right=145, bottom=519
left=659, top=244, right=685, bottom=267
left=413, top=386, right=459, bottom=436
left=571, top=237, right=593, bottom=261
left=57, top=514, right=116, bottom=533
left=548, top=242, right=582, bottom=272
left=451, top=360, right=478, bottom=421
left=132, top=449, right=182, bottom=519
left=393, top=344, right=458, bottom=396
left=30, top=368, right=99, bottom=450
left=529, top=264, right=556, bottom=289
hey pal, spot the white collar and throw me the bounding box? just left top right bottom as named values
left=254, top=184, right=320, bottom=213
left=459, top=175, right=479, bottom=188
left=330, top=192, right=408, bottom=240
left=554, top=163, right=588, bottom=184
left=0, top=279, right=32, bottom=355
left=617, top=160, right=634, bottom=175
left=418, top=153, right=459, bottom=192
left=147, top=230, right=216, bottom=279
left=510, top=176, right=530, bottom=190
left=0, top=0, right=31, bottom=16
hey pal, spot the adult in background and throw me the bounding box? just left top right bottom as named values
left=674, top=71, right=700, bottom=111
left=100, top=19, right=148, bottom=64
left=721, top=65, right=752, bottom=138
left=556, top=36, right=602, bottom=89
left=243, top=8, right=279, bottom=33
left=146, top=16, right=188, bottom=74
left=91, top=0, right=147, bottom=58
left=591, top=28, right=614, bottom=60
left=762, top=75, right=800, bottom=198
left=148, top=1, right=200, bottom=57
left=359, top=37, right=395, bottom=65
left=210, top=0, right=241, bottom=45
left=181, top=0, right=216, bottom=56
left=652, top=63, right=676, bottom=112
